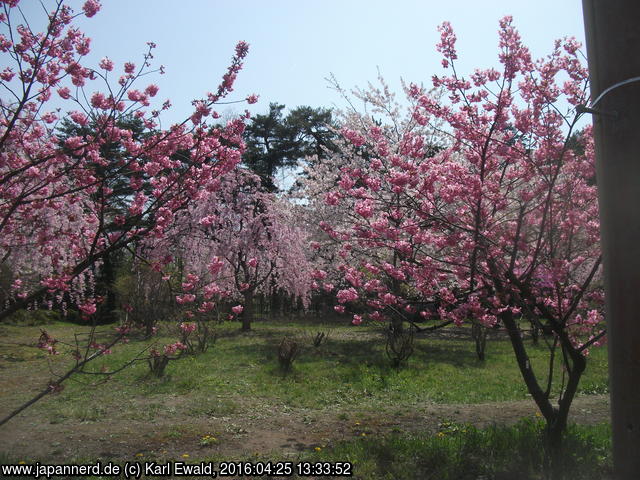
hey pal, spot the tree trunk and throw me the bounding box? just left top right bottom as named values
left=501, top=308, right=588, bottom=478
left=241, top=290, right=254, bottom=331
left=472, top=321, right=487, bottom=361
left=271, top=287, right=281, bottom=316
left=530, top=320, right=539, bottom=346
left=501, top=310, right=557, bottom=420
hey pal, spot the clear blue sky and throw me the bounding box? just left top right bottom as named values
left=29, top=1, right=588, bottom=123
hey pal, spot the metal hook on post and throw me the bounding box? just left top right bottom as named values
left=578, top=75, right=640, bottom=119
left=576, top=104, right=618, bottom=119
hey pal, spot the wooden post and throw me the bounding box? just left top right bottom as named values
left=582, top=1, right=640, bottom=477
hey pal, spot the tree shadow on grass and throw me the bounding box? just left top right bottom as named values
left=412, top=340, right=487, bottom=369
left=228, top=330, right=488, bottom=387
left=318, top=333, right=486, bottom=369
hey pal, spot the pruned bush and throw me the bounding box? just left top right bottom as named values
left=180, top=320, right=217, bottom=355
left=278, top=336, right=300, bottom=372
left=147, top=342, right=187, bottom=377
left=5, top=309, right=60, bottom=326
left=386, top=326, right=414, bottom=368
left=148, top=354, right=171, bottom=378
left=311, top=330, right=330, bottom=347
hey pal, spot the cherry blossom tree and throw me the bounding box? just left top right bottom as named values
left=144, top=169, right=313, bottom=331
left=311, top=18, right=604, bottom=444
left=0, top=0, right=255, bottom=319
left=0, top=0, right=255, bottom=425
left=301, top=74, right=446, bottom=330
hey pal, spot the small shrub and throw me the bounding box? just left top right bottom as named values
left=148, top=354, right=170, bottom=377
left=6, top=309, right=60, bottom=326
left=312, top=331, right=328, bottom=347
left=147, top=342, right=187, bottom=377
left=180, top=320, right=217, bottom=355
left=278, top=336, right=300, bottom=372
left=386, top=326, right=414, bottom=367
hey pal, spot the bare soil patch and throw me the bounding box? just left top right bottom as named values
left=0, top=394, right=609, bottom=463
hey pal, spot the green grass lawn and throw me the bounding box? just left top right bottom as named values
left=0, top=317, right=609, bottom=421
left=0, top=316, right=611, bottom=479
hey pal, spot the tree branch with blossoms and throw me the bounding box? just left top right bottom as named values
left=0, top=0, right=258, bottom=426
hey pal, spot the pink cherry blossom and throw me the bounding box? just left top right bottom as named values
left=231, top=305, right=243, bottom=315
left=179, top=322, right=197, bottom=334
left=145, top=84, right=159, bottom=97
left=99, top=57, right=114, bottom=71
left=78, top=302, right=96, bottom=316
left=337, top=288, right=359, bottom=304
left=82, top=0, right=101, bottom=17
left=175, top=294, right=196, bottom=304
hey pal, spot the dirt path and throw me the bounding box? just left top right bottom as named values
left=0, top=394, right=610, bottom=463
